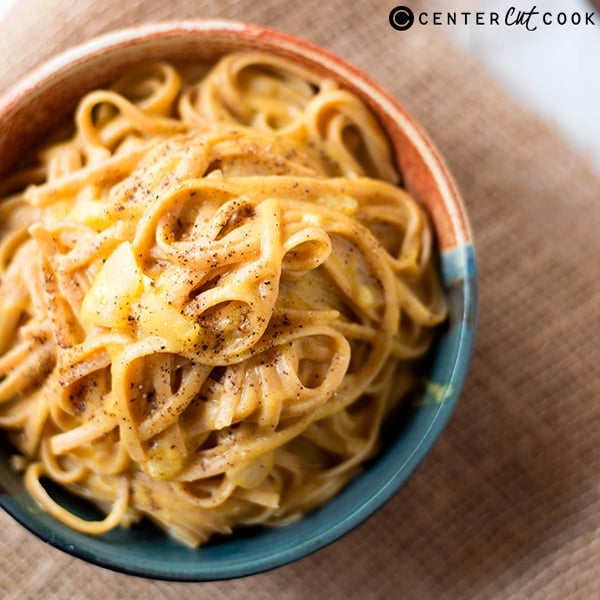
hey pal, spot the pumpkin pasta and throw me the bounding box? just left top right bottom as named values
left=0, top=52, right=445, bottom=547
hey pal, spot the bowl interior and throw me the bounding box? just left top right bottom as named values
left=0, top=20, right=476, bottom=581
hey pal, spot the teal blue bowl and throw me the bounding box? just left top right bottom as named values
left=0, top=21, right=477, bottom=580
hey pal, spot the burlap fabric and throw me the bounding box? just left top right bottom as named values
left=0, top=1, right=598, bottom=598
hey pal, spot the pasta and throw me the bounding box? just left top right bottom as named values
left=0, top=52, right=446, bottom=547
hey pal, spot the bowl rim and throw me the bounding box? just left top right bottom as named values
left=0, top=18, right=477, bottom=581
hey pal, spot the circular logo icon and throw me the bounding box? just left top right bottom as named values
left=389, top=6, right=415, bottom=31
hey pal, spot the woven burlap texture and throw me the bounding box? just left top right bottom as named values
left=0, top=1, right=598, bottom=598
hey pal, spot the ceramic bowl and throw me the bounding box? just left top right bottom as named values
left=0, top=20, right=477, bottom=580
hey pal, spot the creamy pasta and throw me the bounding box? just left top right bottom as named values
left=0, top=53, right=446, bottom=547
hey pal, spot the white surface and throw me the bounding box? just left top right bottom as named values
left=0, top=0, right=598, bottom=172
left=0, top=0, right=10, bottom=20
left=444, top=0, right=600, bottom=173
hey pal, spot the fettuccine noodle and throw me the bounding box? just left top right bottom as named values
left=0, top=53, right=446, bottom=546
